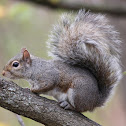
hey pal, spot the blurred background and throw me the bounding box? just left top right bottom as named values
left=0, top=0, right=126, bottom=126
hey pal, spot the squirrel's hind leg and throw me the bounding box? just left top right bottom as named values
left=58, top=88, right=75, bottom=111
left=70, top=77, right=99, bottom=112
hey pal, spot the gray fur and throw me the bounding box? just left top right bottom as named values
left=3, top=10, right=122, bottom=112
left=48, top=10, right=122, bottom=108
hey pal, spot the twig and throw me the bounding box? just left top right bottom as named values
left=17, top=0, right=126, bottom=16
left=16, top=114, right=25, bottom=126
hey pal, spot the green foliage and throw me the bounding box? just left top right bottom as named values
left=123, top=71, right=126, bottom=75
left=0, top=0, right=7, bottom=5
left=8, top=3, right=32, bottom=22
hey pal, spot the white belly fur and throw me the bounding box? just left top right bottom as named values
left=44, top=88, right=67, bottom=101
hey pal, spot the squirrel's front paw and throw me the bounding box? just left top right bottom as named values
left=59, top=100, right=74, bottom=110
left=30, top=85, right=39, bottom=92
left=30, top=85, right=40, bottom=96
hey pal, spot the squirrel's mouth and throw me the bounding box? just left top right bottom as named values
left=2, top=70, right=23, bottom=80
left=1, top=70, right=14, bottom=79
left=2, top=70, right=5, bottom=76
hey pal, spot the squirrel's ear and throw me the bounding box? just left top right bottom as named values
left=21, top=48, right=27, bottom=53
left=21, top=48, right=31, bottom=64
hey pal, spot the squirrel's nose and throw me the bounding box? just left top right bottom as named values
left=2, top=71, right=5, bottom=76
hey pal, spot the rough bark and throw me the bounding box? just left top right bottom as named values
left=0, top=77, right=101, bottom=126
left=17, top=0, right=126, bottom=16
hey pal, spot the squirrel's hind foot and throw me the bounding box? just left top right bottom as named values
left=59, top=100, right=74, bottom=110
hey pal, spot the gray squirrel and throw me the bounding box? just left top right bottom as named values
left=2, top=10, right=122, bottom=112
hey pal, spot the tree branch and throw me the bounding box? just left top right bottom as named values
left=17, top=0, right=126, bottom=16
left=0, top=77, right=101, bottom=126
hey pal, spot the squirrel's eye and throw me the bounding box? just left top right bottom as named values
left=12, top=61, right=19, bottom=67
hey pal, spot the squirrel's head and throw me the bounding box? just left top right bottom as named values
left=2, top=48, right=32, bottom=79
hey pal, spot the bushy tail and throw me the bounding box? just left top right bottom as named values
left=48, top=10, right=122, bottom=104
